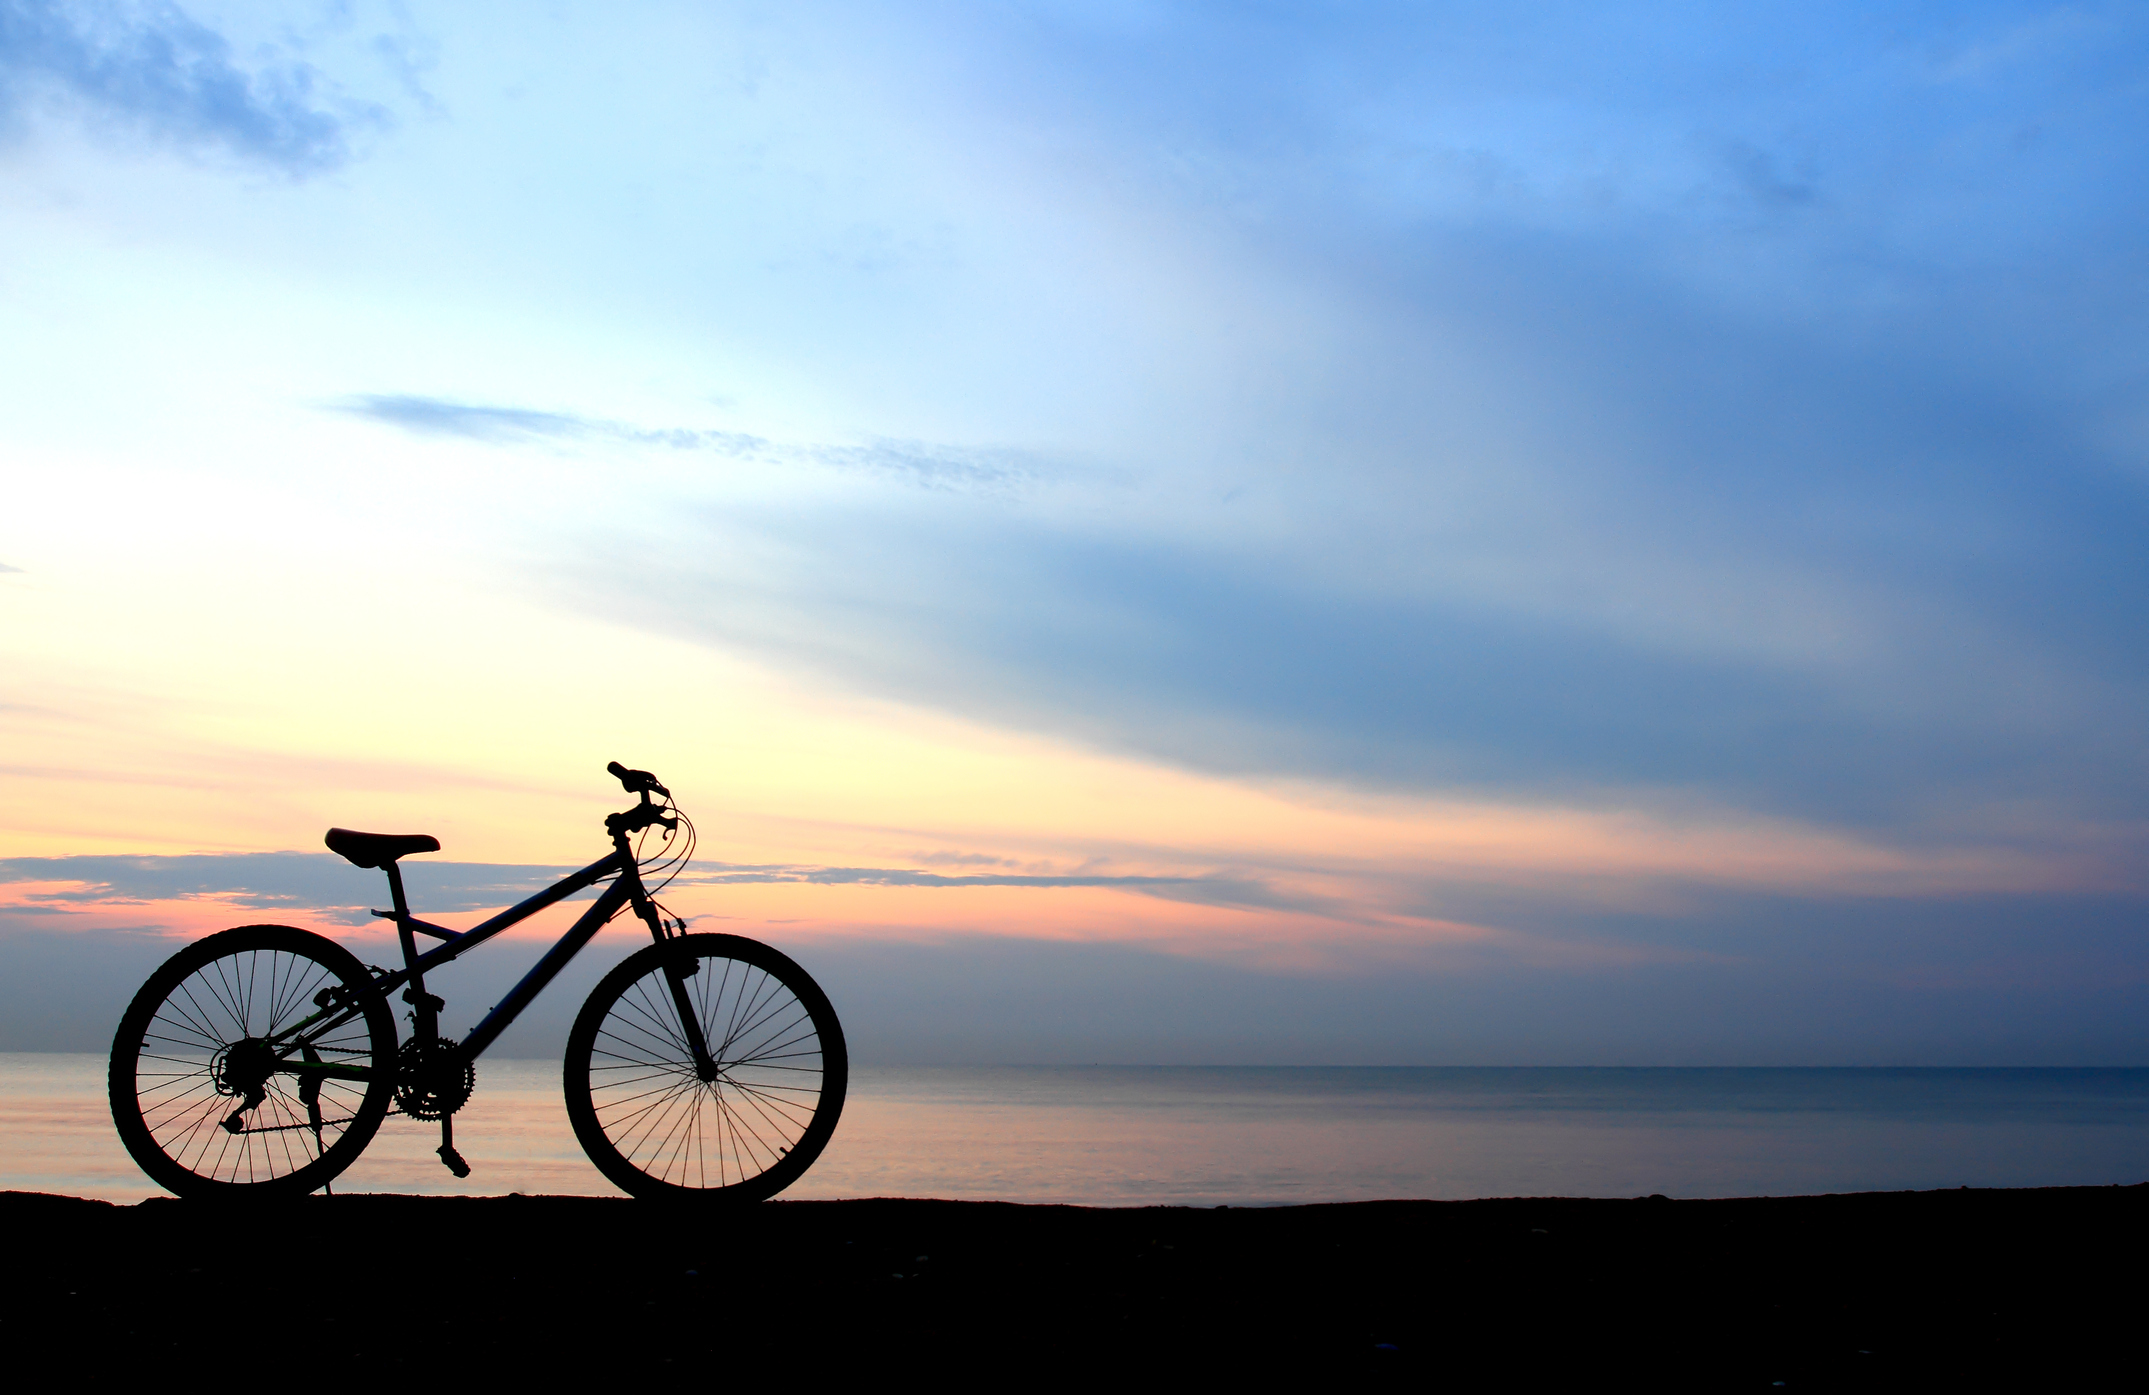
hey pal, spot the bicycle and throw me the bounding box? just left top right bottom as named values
left=107, top=762, right=847, bottom=1200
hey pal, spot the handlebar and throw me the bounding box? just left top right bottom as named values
left=607, top=761, right=670, bottom=798
left=606, top=801, right=678, bottom=837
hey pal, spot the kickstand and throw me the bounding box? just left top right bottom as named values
left=436, top=1114, right=471, bottom=1179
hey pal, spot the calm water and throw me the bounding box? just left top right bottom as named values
left=8, top=1056, right=2147, bottom=1204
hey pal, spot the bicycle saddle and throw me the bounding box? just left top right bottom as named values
left=324, top=828, right=442, bottom=869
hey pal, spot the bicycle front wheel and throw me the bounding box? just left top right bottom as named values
left=109, top=925, right=396, bottom=1197
left=564, top=933, right=847, bottom=1201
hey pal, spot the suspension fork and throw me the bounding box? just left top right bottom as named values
left=616, top=834, right=719, bottom=1078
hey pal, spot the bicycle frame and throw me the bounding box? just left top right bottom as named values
left=270, top=834, right=689, bottom=1079
left=106, top=762, right=855, bottom=1198
left=384, top=849, right=636, bottom=1059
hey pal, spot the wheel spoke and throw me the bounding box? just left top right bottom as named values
left=113, top=929, right=393, bottom=1195
left=570, top=939, right=843, bottom=1197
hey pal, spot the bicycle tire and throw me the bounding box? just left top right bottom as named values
left=564, top=933, right=847, bottom=1200
left=109, top=925, right=397, bottom=1197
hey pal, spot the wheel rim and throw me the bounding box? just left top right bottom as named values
left=585, top=953, right=831, bottom=1191
left=131, top=946, right=380, bottom=1186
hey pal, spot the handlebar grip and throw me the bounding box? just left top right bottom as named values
left=607, top=761, right=670, bottom=797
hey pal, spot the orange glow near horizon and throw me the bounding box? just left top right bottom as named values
left=4, top=532, right=2138, bottom=977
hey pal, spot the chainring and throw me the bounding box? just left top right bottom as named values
left=394, top=1037, right=475, bottom=1120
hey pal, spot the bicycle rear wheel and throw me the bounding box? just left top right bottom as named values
left=564, top=933, right=847, bottom=1200
left=109, top=925, right=396, bottom=1197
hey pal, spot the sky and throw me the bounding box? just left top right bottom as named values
left=3, top=0, right=2147, bottom=1064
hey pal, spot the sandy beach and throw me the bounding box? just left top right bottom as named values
left=8, top=1183, right=2141, bottom=1387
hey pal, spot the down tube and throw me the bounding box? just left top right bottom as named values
left=458, top=879, right=636, bottom=1060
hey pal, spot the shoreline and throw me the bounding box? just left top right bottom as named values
left=9, top=1182, right=2143, bottom=1386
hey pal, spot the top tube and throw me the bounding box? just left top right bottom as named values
left=402, top=849, right=630, bottom=978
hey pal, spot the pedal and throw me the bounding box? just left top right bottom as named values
left=436, top=1143, right=472, bottom=1178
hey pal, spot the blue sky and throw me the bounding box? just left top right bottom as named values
left=3, top=1, right=2147, bottom=1062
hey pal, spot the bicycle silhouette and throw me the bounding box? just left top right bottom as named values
left=108, top=763, right=846, bottom=1200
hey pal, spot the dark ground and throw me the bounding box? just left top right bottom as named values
left=4, top=1184, right=2141, bottom=1389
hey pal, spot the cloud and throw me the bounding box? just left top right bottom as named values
left=677, top=860, right=1327, bottom=912
left=248, top=3, right=2104, bottom=857
left=337, top=394, right=1046, bottom=493
left=585, top=476, right=2149, bottom=840
left=545, top=200, right=2149, bottom=846
left=0, top=851, right=1339, bottom=935
left=0, top=562, right=22, bottom=573
left=335, top=394, right=595, bottom=443
left=815, top=441, right=1045, bottom=494
left=685, top=862, right=1196, bottom=890
left=0, top=852, right=586, bottom=917
left=909, top=850, right=1031, bottom=869
left=337, top=393, right=779, bottom=458
left=335, top=393, right=781, bottom=456
left=0, top=0, right=380, bottom=172
left=0, top=851, right=1234, bottom=909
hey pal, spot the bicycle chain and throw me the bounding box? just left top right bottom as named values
left=226, top=1115, right=362, bottom=1136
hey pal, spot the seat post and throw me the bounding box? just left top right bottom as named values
left=383, top=861, right=439, bottom=1042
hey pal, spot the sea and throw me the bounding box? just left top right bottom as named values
left=7, top=1055, right=2147, bottom=1205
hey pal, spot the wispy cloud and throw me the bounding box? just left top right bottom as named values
left=815, top=441, right=1044, bottom=494
left=0, top=853, right=582, bottom=917
left=336, top=394, right=1045, bottom=493
left=335, top=395, right=597, bottom=444
left=0, top=0, right=381, bottom=172
left=335, top=393, right=765, bottom=453
left=0, top=562, right=23, bottom=574
left=0, top=851, right=1225, bottom=906
left=684, top=861, right=1193, bottom=890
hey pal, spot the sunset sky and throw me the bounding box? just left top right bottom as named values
left=4, top=0, right=2148, bottom=1063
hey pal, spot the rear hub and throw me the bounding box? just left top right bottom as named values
left=213, top=1038, right=277, bottom=1101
